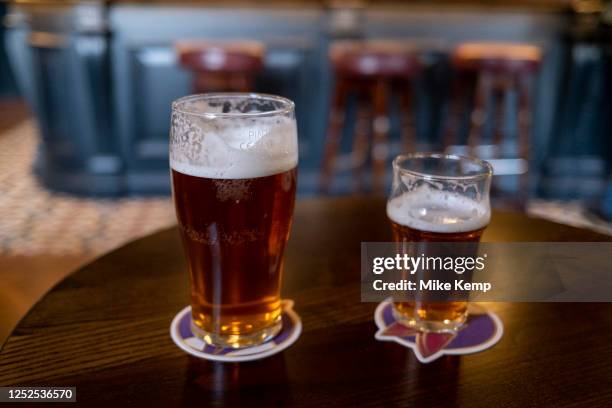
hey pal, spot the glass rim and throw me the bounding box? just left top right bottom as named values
left=392, top=152, right=493, bottom=181
left=171, top=92, right=295, bottom=119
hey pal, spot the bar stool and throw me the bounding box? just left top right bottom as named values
left=176, top=41, right=265, bottom=92
left=443, top=42, right=542, bottom=209
left=320, top=41, right=422, bottom=195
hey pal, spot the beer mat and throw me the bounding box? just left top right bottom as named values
left=170, top=299, right=301, bottom=362
left=374, top=300, right=503, bottom=364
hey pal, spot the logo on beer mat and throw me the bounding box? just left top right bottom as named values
left=374, top=300, right=503, bottom=363
left=170, top=299, right=302, bottom=362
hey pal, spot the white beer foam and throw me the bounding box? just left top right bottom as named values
left=386, top=185, right=490, bottom=233
left=170, top=116, right=298, bottom=179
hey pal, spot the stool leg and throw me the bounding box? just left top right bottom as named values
left=218, top=74, right=230, bottom=92
left=352, top=96, right=371, bottom=193
left=192, top=71, right=206, bottom=93
left=399, top=81, right=415, bottom=154
left=193, top=72, right=227, bottom=93
left=493, top=76, right=513, bottom=151
left=231, top=73, right=251, bottom=92
left=371, top=79, right=390, bottom=195
left=517, top=74, right=532, bottom=209
left=443, top=71, right=470, bottom=151
left=320, top=76, right=348, bottom=194
left=492, top=87, right=505, bottom=153
left=468, top=72, right=492, bottom=156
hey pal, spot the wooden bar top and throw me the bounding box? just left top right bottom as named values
left=1, top=197, right=611, bottom=406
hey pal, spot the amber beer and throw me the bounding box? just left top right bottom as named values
left=387, top=153, right=492, bottom=332
left=170, top=93, right=298, bottom=348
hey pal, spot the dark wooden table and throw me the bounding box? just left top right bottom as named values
left=1, top=197, right=611, bottom=407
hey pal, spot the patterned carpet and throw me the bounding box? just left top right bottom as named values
left=0, top=120, right=176, bottom=256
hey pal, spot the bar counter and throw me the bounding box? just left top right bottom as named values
left=4, top=0, right=569, bottom=195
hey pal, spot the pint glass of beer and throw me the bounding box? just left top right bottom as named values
left=169, top=93, right=298, bottom=348
left=386, top=153, right=492, bottom=332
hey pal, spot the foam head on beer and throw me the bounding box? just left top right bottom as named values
left=170, top=95, right=298, bottom=179
left=386, top=184, right=490, bottom=233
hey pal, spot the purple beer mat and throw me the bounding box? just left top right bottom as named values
left=170, top=299, right=302, bottom=362
left=374, top=299, right=503, bottom=363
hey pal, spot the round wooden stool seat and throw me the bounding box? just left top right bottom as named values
left=176, top=40, right=265, bottom=93
left=330, top=41, right=421, bottom=78
left=453, top=42, right=542, bottom=74
left=176, top=41, right=264, bottom=73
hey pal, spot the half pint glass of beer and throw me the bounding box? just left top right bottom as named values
left=386, top=153, right=492, bottom=332
left=170, top=93, right=298, bottom=348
